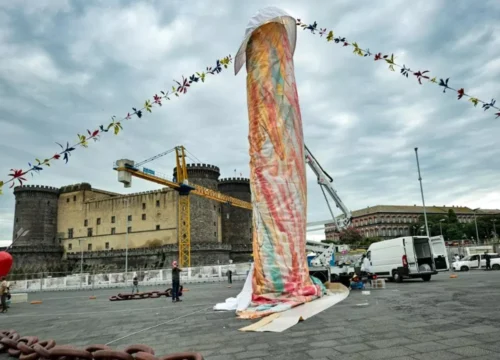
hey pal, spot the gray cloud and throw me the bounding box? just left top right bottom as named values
left=0, top=0, right=499, bottom=240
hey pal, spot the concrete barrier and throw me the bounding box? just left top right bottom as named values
left=10, top=293, right=28, bottom=304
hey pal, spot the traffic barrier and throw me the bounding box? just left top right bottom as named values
left=10, top=293, right=28, bottom=304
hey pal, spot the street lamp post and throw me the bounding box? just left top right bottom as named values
left=492, top=219, right=498, bottom=241
left=439, top=219, right=446, bottom=236
left=125, top=199, right=129, bottom=278
left=473, top=208, right=480, bottom=244
left=414, top=148, right=430, bottom=237
left=78, top=239, right=85, bottom=289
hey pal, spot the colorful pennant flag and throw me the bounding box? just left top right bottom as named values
left=1, top=18, right=498, bottom=196
left=296, top=19, right=499, bottom=119
left=0, top=56, right=232, bottom=195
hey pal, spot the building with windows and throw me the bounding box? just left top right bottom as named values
left=11, top=164, right=252, bottom=273
left=325, top=205, right=499, bottom=241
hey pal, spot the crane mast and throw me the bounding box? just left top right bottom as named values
left=174, top=146, right=192, bottom=267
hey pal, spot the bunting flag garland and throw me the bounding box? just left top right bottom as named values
left=296, top=19, right=500, bottom=118
left=0, top=56, right=232, bottom=195
left=1, top=18, right=499, bottom=196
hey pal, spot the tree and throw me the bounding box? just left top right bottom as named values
left=338, top=227, right=363, bottom=246
left=361, top=237, right=382, bottom=247
left=447, top=209, right=458, bottom=223
left=445, top=224, right=463, bottom=241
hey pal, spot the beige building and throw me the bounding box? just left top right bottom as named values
left=58, top=185, right=182, bottom=254
left=12, top=164, right=252, bottom=271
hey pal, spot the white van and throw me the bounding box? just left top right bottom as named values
left=366, top=235, right=449, bottom=282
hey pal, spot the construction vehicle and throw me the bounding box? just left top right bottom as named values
left=304, top=144, right=351, bottom=231
left=306, top=239, right=357, bottom=282
left=115, top=144, right=352, bottom=269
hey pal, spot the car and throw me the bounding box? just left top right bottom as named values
left=452, top=253, right=500, bottom=271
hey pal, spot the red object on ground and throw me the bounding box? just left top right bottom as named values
left=0, top=251, right=13, bottom=277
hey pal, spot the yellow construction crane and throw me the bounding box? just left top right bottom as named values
left=114, top=146, right=252, bottom=267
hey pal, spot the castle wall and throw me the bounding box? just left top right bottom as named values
left=13, top=185, right=60, bottom=247
left=58, top=186, right=178, bottom=252
left=65, top=244, right=231, bottom=272
left=12, top=185, right=64, bottom=274
left=218, top=178, right=253, bottom=246
left=9, top=248, right=64, bottom=274
left=174, top=164, right=222, bottom=243
left=11, top=165, right=253, bottom=274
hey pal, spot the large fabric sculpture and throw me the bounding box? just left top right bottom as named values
left=234, top=7, right=323, bottom=319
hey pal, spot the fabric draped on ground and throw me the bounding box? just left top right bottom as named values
left=214, top=263, right=327, bottom=320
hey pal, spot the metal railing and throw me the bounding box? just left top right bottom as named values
left=7, top=262, right=251, bottom=293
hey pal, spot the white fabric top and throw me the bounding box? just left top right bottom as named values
left=234, top=6, right=297, bottom=75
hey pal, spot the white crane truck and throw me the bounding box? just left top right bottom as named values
left=304, top=145, right=355, bottom=283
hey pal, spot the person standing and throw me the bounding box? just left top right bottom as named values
left=171, top=261, right=182, bottom=303
left=361, top=253, right=373, bottom=285
left=484, top=252, right=491, bottom=271
left=0, top=277, right=8, bottom=313
left=132, top=276, right=139, bottom=294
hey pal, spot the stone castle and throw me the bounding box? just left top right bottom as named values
left=11, top=163, right=253, bottom=275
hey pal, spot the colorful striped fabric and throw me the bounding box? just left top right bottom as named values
left=238, top=22, right=323, bottom=319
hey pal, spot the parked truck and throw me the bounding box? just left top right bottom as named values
left=365, top=235, right=449, bottom=282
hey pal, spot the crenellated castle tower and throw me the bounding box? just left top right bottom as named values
left=12, top=185, right=64, bottom=271
left=173, top=163, right=222, bottom=243
left=218, top=177, right=252, bottom=245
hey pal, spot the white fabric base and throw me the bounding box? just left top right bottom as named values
left=245, top=289, right=349, bottom=332
left=213, top=263, right=254, bottom=312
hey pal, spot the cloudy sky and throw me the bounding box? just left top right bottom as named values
left=0, top=0, right=499, bottom=241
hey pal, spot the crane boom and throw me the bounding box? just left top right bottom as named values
left=114, top=163, right=253, bottom=210
left=304, top=144, right=352, bottom=230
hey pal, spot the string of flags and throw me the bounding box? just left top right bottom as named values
left=296, top=19, right=499, bottom=117
left=0, top=56, right=232, bottom=195
left=1, top=18, right=499, bottom=196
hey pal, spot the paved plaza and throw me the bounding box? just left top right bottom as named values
left=1, top=271, right=500, bottom=359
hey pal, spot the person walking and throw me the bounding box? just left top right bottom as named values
left=132, top=276, right=139, bottom=294
left=0, top=277, right=8, bottom=313
left=171, top=261, right=182, bottom=303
